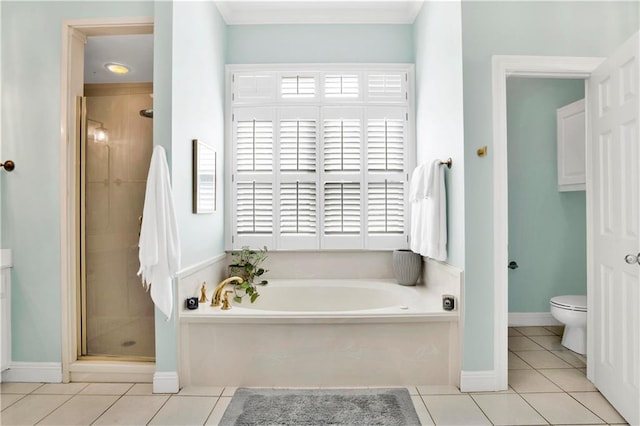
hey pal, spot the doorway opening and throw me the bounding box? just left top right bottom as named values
left=60, top=18, right=155, bottom=383
left=505, top=76, right=588, bottom=370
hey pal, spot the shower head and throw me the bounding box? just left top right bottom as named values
left=139, top=109, right=153, bottom=119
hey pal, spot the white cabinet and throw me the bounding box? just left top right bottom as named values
left=557, top=99, right=586, bottom=191
left=1, top=250, right=12, bottom=378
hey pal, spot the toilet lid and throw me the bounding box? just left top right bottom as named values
left=550, top=295, right=587, bottom=312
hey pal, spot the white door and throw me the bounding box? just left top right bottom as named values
left=589, top=31, right=639, bottom=425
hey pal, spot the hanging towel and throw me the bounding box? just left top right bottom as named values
left=410, top=160, right=447, bottom=261
left=138, top=146, right=181, bottom=320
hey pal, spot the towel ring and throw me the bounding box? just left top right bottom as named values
left=0, top=160, right=15, bottom=172
left=440, top=158, right=452, bottom=169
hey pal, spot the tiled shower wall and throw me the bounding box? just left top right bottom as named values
left=84, top=84, right=154, bottom=358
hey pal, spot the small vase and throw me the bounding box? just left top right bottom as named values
left=393, top=249, right=421, bottom=286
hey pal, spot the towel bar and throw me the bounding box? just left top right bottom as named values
left=439, top=158, right=452, bottom=169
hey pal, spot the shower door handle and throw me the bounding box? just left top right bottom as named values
left=508, top=261, right=519, bottom=270
left=624, top=253, right=640, bottom=265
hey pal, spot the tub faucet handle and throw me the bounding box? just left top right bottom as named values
left=221, top=290, right=234, bottom=310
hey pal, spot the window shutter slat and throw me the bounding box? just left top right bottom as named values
left=236, top=181, right=273, bottom=234
left=367, top=181, right=404, bottom=234
left=324, top=182, right=361, bottom=234
left=325, top=74, right=359, bottom=98
left=323, top=119, right=361, bottom=172
left=367, top=72, right=405, bottom=101
left=234, top=73, right=276, bottom=103
left=280, top=120, right=317, bottom=172
left=281, top=75, right=316, bottom=99
left=280, top=182, right=317, bottom=234
left=236, top=120, right=273, bottom=172
left=367, top=118, right=405, bottom=172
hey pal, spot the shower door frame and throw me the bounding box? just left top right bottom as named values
left=60, top=17, right=155, bottom=384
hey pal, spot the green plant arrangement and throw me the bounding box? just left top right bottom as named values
left=228, top=246, right=268, bottom=303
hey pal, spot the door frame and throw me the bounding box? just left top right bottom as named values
left=491, top=55, right=604, bottom=390
left=59, top=17, right=154, bottom=383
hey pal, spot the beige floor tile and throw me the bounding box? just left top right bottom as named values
left=470, top=387, right=516, bottom=395
left=538, top=368, right=597, bottom=392
left=508, top=328, right=523, bottom=337
left=522, top=393, right=604, bottom=424
left=514, top=350, right=573, bottom=369
left=149, top=396, right=217, bottom=425
left=508, top=369, right=563, bottom=393
left=514, top=326, right=555, bottom=336
left=416, top=385, right=461, bottom=395
left=93, top=395, right=170, bottom=425
left=205, top=396, right=232, bottom=425
left=508, top=336, right=545, bottom=351
left=125, top=383, right=155, bottom=395
left=178, top=386, right=224, bottom=396
left=0, top=383, right=43, bottom=394
left=32, top=383, right=89, bottom=395
left=0, top=393, right=25, bottom=411
left=544, top=325, right=564, bottom=335
left=471, top=393, right=548, bottom=425
left=508, top=352, right=533, bottom=370
left=421, top=394, right=491, bottom=425
left=550, top=350, right=587, bottom=368
left=221, top=387, right=237, bottom=397
left=0, top=394, right=72, bottom=425
left=411, top=395, right=434, bottom=425
left=570, top=392, right=626, bottom=424
left=38, top=395, right=119, bottom=425
left=80, top=383, right=134, bottom=395
left=529, top=334, right=565, bottom=351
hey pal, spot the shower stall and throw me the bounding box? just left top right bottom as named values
left=80, top=84, right=155, bottom=360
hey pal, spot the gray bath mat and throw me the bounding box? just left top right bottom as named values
left=219, top=387, right=421, bottom=426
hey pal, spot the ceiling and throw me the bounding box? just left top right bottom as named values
left=84, top=34, right=153, bottom=84
left=83, top=1, right=423, bottom=84
left=215, top=1, right=424, bottom=24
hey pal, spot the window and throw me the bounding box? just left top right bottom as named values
left=227, top=65, right=414, bottom=250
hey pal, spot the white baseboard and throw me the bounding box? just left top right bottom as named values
left=153, top=371, right=179, bottom=394
left=460, top=370, right=497, bottom=392
left=1, top=362, right=62, bottom=383
left=508, top=312, right=562, bottom=327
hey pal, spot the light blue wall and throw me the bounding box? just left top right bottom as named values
left=507, top=78, right=586, bottom=313
left=227, top=24, right=414, bottom=64
left=461, top=1, right=639, bottom=371
left=413, top=0, right=464, bottom=269
left=154, top=0, right=228, bottom=373
left=1, top=1, right=154, bottom=363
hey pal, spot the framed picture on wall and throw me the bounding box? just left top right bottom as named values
left=193, top=139, right=216, bottom=214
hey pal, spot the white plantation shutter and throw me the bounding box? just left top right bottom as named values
left=280, top=182, right=317, bottom=234
left=233, top=72, right=276, bottom=103
left=228, top=65, right=413, bottom=251
left=280, top=73, right=317, bottom=100
left=279, top=108, right=317, bottom=173
left=324, top=74, right=360, bottom=99
left=367, top=107, right=406, bottom=172
left=367, top=180, right=404, bottom=234
left=323, top=182, right=361, bottom=234
left=366, top=71, right=407, bottom=102
left=323, top=108, right=363, bottom=173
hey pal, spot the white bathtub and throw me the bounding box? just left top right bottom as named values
left=179, top=278, right=460, bottom=387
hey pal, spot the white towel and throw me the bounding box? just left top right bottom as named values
left=138, top=146, right=181, bottom=320
left=409, top=164, right=427, bottom=202
left=410, top=160, right=447, bottom=261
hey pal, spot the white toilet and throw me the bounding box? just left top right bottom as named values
left=549, top=295, right=587, bottom=355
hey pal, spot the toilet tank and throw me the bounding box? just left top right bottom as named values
left=1, top=250, right=12, bottom=377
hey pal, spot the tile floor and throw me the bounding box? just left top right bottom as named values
left=0, top=326, right=628, bottom=425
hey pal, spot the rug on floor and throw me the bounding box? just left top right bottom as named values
left=219, top=387, right=421, bottom=426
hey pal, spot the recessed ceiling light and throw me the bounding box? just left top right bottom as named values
left=105, top=62, right=130, bottom=75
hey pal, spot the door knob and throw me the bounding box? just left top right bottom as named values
left=508, top=261, right=519, bottom=270
left=624, top=253, right=640, bottom=265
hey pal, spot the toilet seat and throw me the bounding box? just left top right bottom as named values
left=550, top=295, right=587, bottom=312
